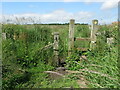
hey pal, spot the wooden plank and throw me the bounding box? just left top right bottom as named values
left=116, top=45, right=120, bottom=46
left=68, top=19, right=75, bottom=56
left=40, top=43, right=54, bottom=51
left=75, top=37, right=91, bottom=41
left=76, top=48, right=89, bottom=51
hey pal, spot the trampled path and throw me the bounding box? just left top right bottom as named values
left=44, top=67, right=88, bottom=88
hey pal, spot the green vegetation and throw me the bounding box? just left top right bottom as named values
left=2, top=23, right=119, bottom=89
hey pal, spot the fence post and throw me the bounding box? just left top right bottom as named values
left=53, top=32, right=59, bottom=67
left=90, top=19, right=99, bottom=50
left=107, top=37, right=114, bottom=46
left=13, top=33, right=17, bottom=40
left=2, top=33, right=6, bottom=40
left=68, top=19, right=75, bottom=56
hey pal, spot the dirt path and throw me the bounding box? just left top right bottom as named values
left=66, top=70, right=88, bottom=88
left=44, top=68, right=89, bottom=88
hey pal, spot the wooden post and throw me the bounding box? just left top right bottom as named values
left=68, top=19, right=75, bottom=56
left=90, top=19, right=99, bottom=50
left=107, top=37, right=114, bottom=46
left=13, top=33, right=17, bottom=40
left=53, top=32, right=59, bottom=67
left=2, top=33, right=6, bottom=40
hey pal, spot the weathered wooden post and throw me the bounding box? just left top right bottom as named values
left=68, top=19, right=75, bottom=56
left=90, top=19, right=99, bottom=50
left=107, top=37, right=114, bottom=46
left=53, top=32, right=59, bottom=67
left=13, top=33, right=17, bottom=40
left=2, top=33, right=6, bottom=40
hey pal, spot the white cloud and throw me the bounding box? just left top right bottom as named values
left=63, top=0, right=119, bottom=10
left=1, top=9, right=117, bottom=25
left=100, top=1, right=118, bottom=10
left=63, top=0, right=119, bottom=2
left=1, top=10, right=94, bottom=24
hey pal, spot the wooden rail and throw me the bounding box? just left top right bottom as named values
left=40, top=43, right=54, bottom=51
left=75, top=37, right=91, bottom=41
left=76, top=48, right=89, bottom=51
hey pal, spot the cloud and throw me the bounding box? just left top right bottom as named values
left=100, top=1, right=118, bottom=10
left=63, top=0, right=119, bottom=10
left=63, top=0, right=119, bottom=2
left=1, top=9, right=94, bottom=24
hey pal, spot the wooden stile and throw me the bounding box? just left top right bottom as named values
left=67, top=19, right=99, bottom=56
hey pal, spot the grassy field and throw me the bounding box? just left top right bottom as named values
left=2, top=23, right=119, bottom=89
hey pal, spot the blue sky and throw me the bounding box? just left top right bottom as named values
left=3, top=2, right=102, bottom=14
left=1, top=2, right=118, bottom=24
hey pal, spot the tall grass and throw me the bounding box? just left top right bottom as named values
left=2, top=23, right=119, bottom=88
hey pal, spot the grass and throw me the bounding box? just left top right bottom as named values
left=2, top=24, right=119, bottom=88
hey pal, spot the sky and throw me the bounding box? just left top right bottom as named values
left=1, top=1, right=119, bottom=24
